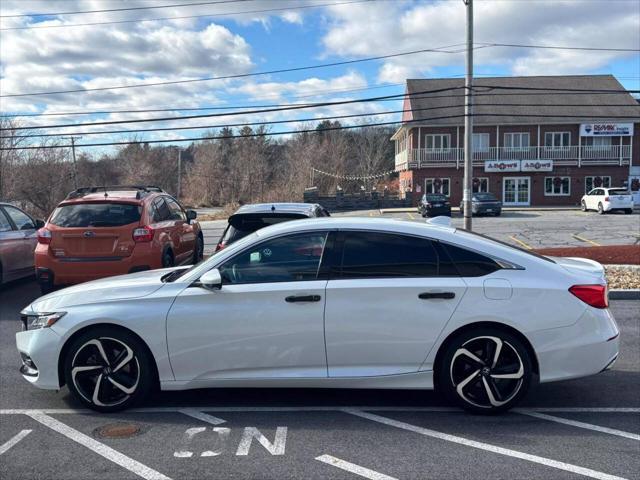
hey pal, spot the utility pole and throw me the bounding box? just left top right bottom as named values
left=462, top=0, right=474, bottom=230
left=64, top=136, right=82, bottom=190
left=177, top=149, right=182, bottom=199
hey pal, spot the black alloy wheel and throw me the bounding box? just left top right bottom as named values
left=438, top=328, right=532, bottom=413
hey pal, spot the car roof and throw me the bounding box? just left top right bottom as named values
left=233, top=203, right=319, bottom=215
left=60, top=190, right=160, bottom=204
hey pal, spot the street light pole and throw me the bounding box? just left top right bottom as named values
left=462, top=0, right=474, bottom=230
left=177, top=149, right=182, bottom=199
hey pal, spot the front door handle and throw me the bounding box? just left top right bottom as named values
left=285, top=295, right=321, bottom=303
left=419, top=291, right=455, bottom=300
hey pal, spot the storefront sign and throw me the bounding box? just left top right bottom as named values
left=485, top=160, right=520, bottom=172
left=521, top=160, right=553, bottom=172
left=580, top=123, right=634, bottom=136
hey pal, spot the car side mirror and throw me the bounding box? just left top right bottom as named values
left=186, top=210, right=197, bottom=222
left=198, top=268, right=222, bottom=290
left=34, top=219, right=45, bottom=229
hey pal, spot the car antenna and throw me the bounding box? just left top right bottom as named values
left=103, top=185, right=108, bottom=198
left=271, top=205, right=276, bottom=211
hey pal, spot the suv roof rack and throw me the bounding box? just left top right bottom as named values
left=65, top=185, right=164, bottom=200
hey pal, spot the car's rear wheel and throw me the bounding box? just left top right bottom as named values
left=581, top=200, right=587, bottom=212
left=162, top=249, right=174, bottom=268
left=437, top=328, right=532, bottom=413
left=624, top=209, right=633, bottom=215
left=598, top=203, right=605, bottom=215
left=64, top=327, right=153, bottom=412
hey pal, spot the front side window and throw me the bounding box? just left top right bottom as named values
left=4, top=206, right=35, bottom=230
left=339, top=231, right=438, bottom=278
left=425, top=134, right=450, bottom=151
left=473, top=177, right=489, bottom=193
left=544, top=132, right=571, bottom=149
left=544, top=177, right=570, bottom=196
left=219, top=232, right=327, bottom=284
left=585, top=176, right=611, bottom=193
left=165, top=197, right=186, bottom=221
left=472, top=133, right=490, bottom=152
left=425, top=178, right=450, bottom=197
left=504, top=132, right=530, bottom=149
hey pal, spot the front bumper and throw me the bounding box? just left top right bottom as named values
left=16, top=327, right=63, bottom=390
left=531, top=306, right=620, bottom=383
left=472, top=203, right=502, bottom=214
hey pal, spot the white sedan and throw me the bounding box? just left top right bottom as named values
left=581, top=187, right=634, bottom=214
left=17, top=217, right=619, bottom=413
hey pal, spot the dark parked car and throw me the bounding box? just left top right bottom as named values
left=459, top=192, right=502, bottom=216
left=216, top=203, right=330, bottom=251
left=418, top=194, right=451, bottom=217
left=0, top=203, right=44, bottom=285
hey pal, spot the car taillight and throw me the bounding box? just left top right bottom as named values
left=604, top=196, right=609, bottom=201
left=132, top=226, right=154, bottom=242
left=215, top=241, right=226, bottom=252
left=569, top=285, right=608, bottom=309
left=37, top=228, right=52, bottom=244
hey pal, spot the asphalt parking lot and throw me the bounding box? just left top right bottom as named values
left=199, top=209, right=639, bottom=255
left=1, top=278, right=638, bottom=480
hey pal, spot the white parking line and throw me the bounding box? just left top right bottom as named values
left=316, top=454, right=398, bottom=480
left=178, top=409, right=226, bottom=425
left=0, top=429, right=31, bottom=455
left=25, top=412, right=172, bottom=480
left=345, top=409, right=628, bottom=480
left=517, top=410, right=640, bottom=441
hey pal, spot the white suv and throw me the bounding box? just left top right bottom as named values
left=581, top=188, right=634, bottom=214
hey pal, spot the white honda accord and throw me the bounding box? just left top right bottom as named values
left=16, top=217, right=619, bottom=413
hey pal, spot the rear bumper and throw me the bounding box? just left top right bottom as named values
left=603, top=201, right=633, bottom=211
left=35, top=243, right=160, bottom=286
left=530, top=307, right=620, bottom=383
left=425, top=206, right=451, bottom=217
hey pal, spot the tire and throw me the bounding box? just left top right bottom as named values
left=436, top=327, right=532, bottom=414
left=581, top=201, right=587, bottom=212
left=39, top=283, right=54, bottom=295
left=192, top=234, right=204, bottom=264
left=63, top=326, right=154, bottom=412
left=597, top=203, right=605, bottom=215
left=494, top=210, right=501, bottom=217
left=161, top=248, right=174, bottom=268
left=625, top=209, right=633, bottom=215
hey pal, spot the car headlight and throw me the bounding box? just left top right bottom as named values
left=21, top=312, right=66, bottom=331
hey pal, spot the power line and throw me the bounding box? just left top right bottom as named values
left=0, top=43, right=467, bottom=98
left=0, top=0, right=373, bottom=31
left=0, top=0, right=251, bottom=18
left=478, top=42, right=640, bottom=53
left=3, top=111, right=640, bottom=151
left=4, top=86, right=638, bottom=131
left=8, top=102, right=639, bottom=139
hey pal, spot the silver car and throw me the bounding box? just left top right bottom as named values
left=0, top=202, right=44, bottom=285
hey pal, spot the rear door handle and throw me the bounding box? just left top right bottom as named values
left=285, top=295, right=321, bottom=303
left=419, top=292, right=455, bottom=300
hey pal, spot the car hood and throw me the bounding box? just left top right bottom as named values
left=24, top=267, right=183, bottom=312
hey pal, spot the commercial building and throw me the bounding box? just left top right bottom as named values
left=392, top=75, right=640, bottom=206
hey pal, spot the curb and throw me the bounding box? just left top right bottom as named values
left=609, top=289, right=640, bottom=300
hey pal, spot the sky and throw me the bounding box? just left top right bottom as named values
left=0, top=0, right=639, bottom=155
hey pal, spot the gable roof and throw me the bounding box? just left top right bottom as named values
left=405, top=75, right=640, bottom=126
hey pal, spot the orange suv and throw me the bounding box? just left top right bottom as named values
left=35, top=186, right=203, bottom=294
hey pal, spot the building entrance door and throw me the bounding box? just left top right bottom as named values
left=503, top=177, right=530, bottom=206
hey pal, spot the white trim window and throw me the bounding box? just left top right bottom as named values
left=425, top=178, right=451, bottom=197
left=504, top=132, right=530, bottom=150
left=425, top=134, right=450, bottom=151
left=544, top=176, right=571, bottom=196
left=472, top=133, right=490, bottom=152
left=544, top=132, right=571, bottom=150
left=585, top=176, right=611, bottom=193
left=583, top=137, right=612, bottom=148
left=472, top=177, right=489, bottom=193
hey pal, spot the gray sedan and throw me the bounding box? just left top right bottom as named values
left=0, top=203, right=44, bottom=285
left=459, top=192, right=503, bottom=216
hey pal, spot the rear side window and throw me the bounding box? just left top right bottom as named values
left=152, top=198, right=172, bottom=222
left=4, top=206, right=35, bottom=230
left=339, top=231, right=438, bottom=278
left=49, top=203, right=141, bottom=227
left=439, top=242, right=501, bottom=277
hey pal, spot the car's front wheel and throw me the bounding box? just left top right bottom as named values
left=63, top=327, right=154, bottom=412
left=581, top=200, right=587, bottom=212
left=437, top=328, right=532, bottom=413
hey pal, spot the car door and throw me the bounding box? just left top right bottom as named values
left=2, top=205, right=37, bottom=273
left=324, top=230, right=467, bottom=377
left=166, top=230, right=330, bottom=382
left=165, top=197, right=195, bottom=264
left=588, top=189, right=601, bottom=209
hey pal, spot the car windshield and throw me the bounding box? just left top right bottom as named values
left=424, top=195, right=446, bottom=202
left=473, top=193, right=497, bottom=201
left=223, top=213, right=308, bottom=243
left=49, top=203, right=141, bottom=227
